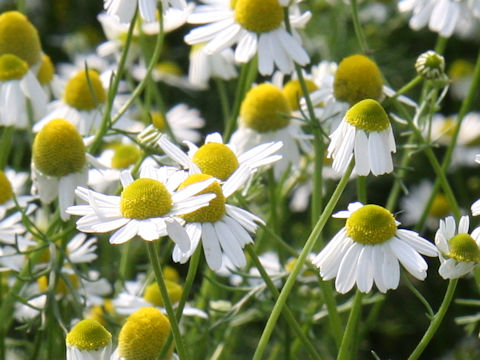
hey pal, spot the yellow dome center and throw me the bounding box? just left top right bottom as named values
left=0, top=54, right=28, bottom=81
left=334, top=54, right=383, bottom=105
left=240, top=83, right=291, bottom=133
left=143, top=280, right=183, bottom=307
left=345, top=99, right=390, bottom=132
left=448, top=233, right=480, bottom=263
left=151, top=111, right=166, bottom=131
left=66, top=319, right=112, bottom=351
left=32, top=119, right=86, bottom=177
left=234, top=0, right=284, bottom=33
left=346, top=204, right=397, bottom=245
left=282, top=79, right=318, bottom=110
left=120, top=178, right=173, bottom=219
left=64, top=70, right=107, bottom=111
left=428, top=193, right=451, bottom=218
left=179, top=174, right=226, bottom=223
left=37, top=54, right=55, bottom=85
left=193, top=143, right=239, bottom=181
left=0, top=11, right=41, bottom=67
left=0, top=170, right=13, bottom=204
left=111, top=144, right=141, bottom=169
left=118, top=307, right=172, bottom=360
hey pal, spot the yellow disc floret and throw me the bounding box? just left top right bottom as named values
left=346, top=204, right=397, bottom=245
left=193, top=143, right=239, bottom=181
left=0, top=170, right=13, bottom=204
left=118, top=307, right=171, bottom=360
left=120, top=178, right=173, bottom=219
left=0, top=11, right=41, bottom=67
left=345, top=99, right=390, bottom=132
left=334, top=54, right=383, bottom=105
left=0, top=54, right=28, bottom=81
left=428, top=193, right=450, bottom=218
left=179, top=174, right=226, bottom=223
left=151, top=111, right=166, bottom=131
left=143, top=280, right=183, bottom=307
left=448, top=233, right=480, bottom=263
left=282, top=79, right=318, bottom=110
left=66, top=319, right=112, bottom=351
left=64, top=70, right=106, bottom=111
left=37, top=54, right=55, bottom=85
left=234, top=0, right=284, bottom=33
left=240, top=83, right=291, bottom=133
left=33, top=119, right=86, bottom=177
left=111, top=144, right=141, bottom=169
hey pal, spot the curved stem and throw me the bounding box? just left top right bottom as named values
left=350, top=0, right=369, bottom=53
left=337, top=291, right=364, bottom=360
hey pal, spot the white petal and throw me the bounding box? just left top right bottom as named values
left=166, top=218, right=190, bottom=252
left=201, top=222, right=222, bottom=270
left=109, top=221, right=139, bottom=244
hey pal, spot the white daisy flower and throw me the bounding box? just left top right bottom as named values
left=158, top=131, right=282, bottom=182
left=31, top=119, right=90, bottom=221
left=184, top=0, right=311, bottom=75
left=435, top=215, right=480, bottom=279
left=230, top=83, right=311, bottom=179
left=104, top=0, right=187, bottom=24
left=0, top=53, right=47, bottom=128
left=313, top=202, right=438, bottom=294
left=327, top=99, right=396, bottom=176
left=66, top=165, right=217, bottom=251
left=66, top=319, right=112, bottom=360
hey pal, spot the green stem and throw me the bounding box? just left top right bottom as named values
left=391, top=76, right=423, bottom=98
left=407, top=279, right=458, bottom=360
left=16, top=0, right=25, bottom=13
left=252, top=161, right=354, bottom=360
left=146, top=241, right=190, bottom=360
left=0, top=126, right=14, bottom=169
left=356, top=176, right=367, bottom=204
left=350, top=0, right=369, bottom=53
left=337, top=291, right=364, bottom=360
left=215, top=78, right=231, bottom=128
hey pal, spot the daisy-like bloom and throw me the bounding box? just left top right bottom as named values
left=327, top=99, right=396, bottom=176
left=398, top=0, right=480, bottom=38
left=111, top=307, right=173, bottom=360
left=0, top=53, right=47, bottom=128
left=230, top=83, right=311, bottom=179
left=158, top=131, right=282, bottom=182
left=313, top=202, right=438, bottom=294
left=435, top=216, right=480, bottom=279
left=66, top=319, right=112, bottom=360
left=31, top=118, right=90, bottom=221
left=105, top=0, right=187, bottom=23
left=66, top=165, right=217, bottom=251
left=184, top=0, right=311, bottom=75
left=138, top=104, right=205, bottom=148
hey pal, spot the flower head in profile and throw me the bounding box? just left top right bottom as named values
left=327, top=99, right=396, bottom=176
left=435, top=216, right=480, bottom=279
left=313, top=202, right=438, bottom=294
left=184, top=0, right=311, bottom=75
left=66, top=319, right=112, bottom=360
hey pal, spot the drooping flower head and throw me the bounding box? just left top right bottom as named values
left=66, top=319, right=112, bottom=360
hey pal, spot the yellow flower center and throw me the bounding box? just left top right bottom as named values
left=334, top=54, right=383, bottom=105
left=143, top=280, right=183, bottom=307
left=179, top=174, right=226, bottom=223
left=240, top=83, right=291, bottom=133
left=151, top=111, right=166, bottom=131
left=118, top=307, right=172, bottom=360
left=0, top=170, right=13, bottom=204
left=37, top=54, right=55, bottom=85
left=155, top=61, right=182, bottom=76
left=448, top=59, right=474, bottom=79
left=0, top=11, right=41, bottom=67
left=282, top=79, right=318, bottom=111
left=64, top=70, right=107, bottom=111
left=111, top=144, right=141, bottom=169
left=163, top=265, right=180, bottom=282
left=345, top=99, right=390, bottom=132
left=66, top=319, right=112, bottom=351
left=37, top=273, right=80, bottom=296
left=32, top=119, right=86, bottom=177
left=87, top=299, right=115, bottom=328
left=234, top=0, right=284, bottom=33
left=0, top=54, right=28, bottom=81
left=345, top=204, right=397, bottom=245
left=428, top=193, right=450, bottom=218
left=448, top=233, right=480, bottom=263
left=193, top=143, right=239, bottom=181
left=120, top=178, right=173, bottom=220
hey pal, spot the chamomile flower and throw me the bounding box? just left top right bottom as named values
left=230, top=83, right=311, bottom=179
left=184, top=0, right=311, bottom=75
left=327, top=99, right=396, bottom=176
left=0, top=53, right=47, bottom=128
left=313, top=202, right=438, bottom=294
left=67, top=165, right=217, bottom=251
left=66, top=319, right=112, bottom=360
left=104, top=0, right=187, bottom=24
left=435, top=216, right=480, bottom=279
left=158, top=131, right=282, bottom=182
left=31, top=118, right=90, bottom=221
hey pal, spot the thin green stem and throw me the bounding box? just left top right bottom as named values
left=16, top=0, right=25, bottom=13
left=253, top=161, right=354, bottom=360
left=147, top=241, right=190, bottom=360
left=215, top=78, right=231, bottom=128
left=391, top=76, right=423, bottom=98
left=0, top=126, right=14, bottom=169
left=407, top=279, right=458, bottom=360
left=337, top=291, right=364, bottom=360
left=356, top=176, right=367, bottom=204
left=350, top=0, right=369, bottom=53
